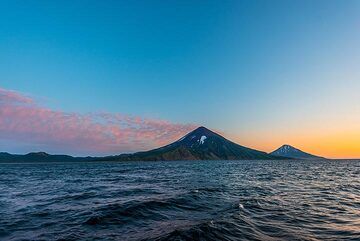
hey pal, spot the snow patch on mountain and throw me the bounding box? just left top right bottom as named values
left=277, top=145, right=294, bottom=154
left=199, top=136, right=207, bottom=144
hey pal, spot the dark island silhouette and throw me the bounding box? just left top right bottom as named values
left=0, top=126, right=326, bottom=162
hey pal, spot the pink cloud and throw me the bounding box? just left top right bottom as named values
left=0, top=88, right=33, bottom=104
left=0, top=87, right=196, bottom=155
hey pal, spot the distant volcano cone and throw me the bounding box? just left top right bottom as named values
left=270, top=144, right=324, bottom=160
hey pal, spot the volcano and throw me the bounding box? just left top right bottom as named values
left=270, top=144, right=324, bottom=160
left=106, top=126, right=281, bottom=161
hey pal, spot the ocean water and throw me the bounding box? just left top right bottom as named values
left=0, top=160, right=359, bottom=241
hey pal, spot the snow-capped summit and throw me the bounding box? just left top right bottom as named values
left=270, top=144, right=324, bottom=160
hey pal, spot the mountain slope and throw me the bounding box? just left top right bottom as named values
left=106, top=126, right=281, bottom=161
left=270, top=145, right=324, bottom=160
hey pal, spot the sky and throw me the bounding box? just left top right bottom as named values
left=0, top=0, right=359, bottom=158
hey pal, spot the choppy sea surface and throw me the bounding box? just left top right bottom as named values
left=0, top=159, right=359, bottom=241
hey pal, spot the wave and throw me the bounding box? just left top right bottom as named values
left=84, top=194, right=208, bottom=226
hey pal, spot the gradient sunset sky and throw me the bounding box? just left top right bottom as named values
left=1, top=0, right=359, bottom=158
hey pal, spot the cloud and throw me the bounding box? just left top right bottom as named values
left=0, top=87, right=196, bottom=155
left=0, top=87, right=33, bottom=105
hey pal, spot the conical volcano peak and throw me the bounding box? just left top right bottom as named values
left=272, top=144, right=303, bottom=155
left=271, top=144, right=324, bottom=160
left=176, top=126, right=222, bottom=145
left=101, top=126, right=281, bottom=161
left=280, top=144, right=296, bottom=151
left=194, top=126, right=208, bottom=131
left=190, top=126, right=218, bottom=136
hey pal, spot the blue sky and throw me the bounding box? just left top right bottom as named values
left=1, top=0, right=359, bottom=157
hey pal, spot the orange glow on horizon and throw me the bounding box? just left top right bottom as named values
left=230, top=127, right=360, bottom=159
